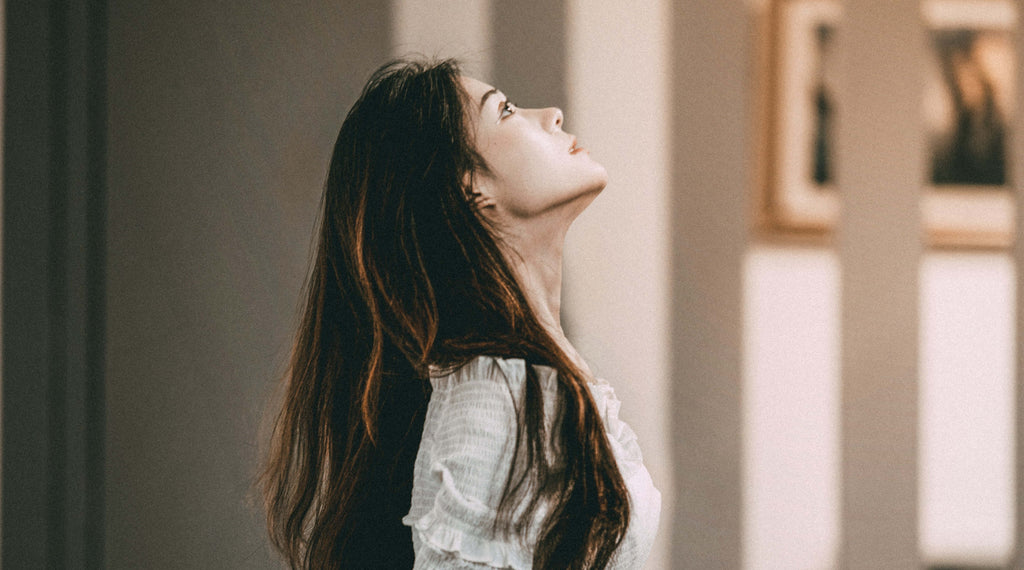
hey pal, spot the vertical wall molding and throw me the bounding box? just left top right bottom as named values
left=1013, top=2, right=1024, bottom=567
left=2, top=0, right=107, bottom=567
left=669, top=0, right=749, bottom=567
left=836, top=1, right=923, bottom=568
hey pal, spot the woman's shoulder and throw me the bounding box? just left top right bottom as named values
left=427, top=354, right=559, bottom=395
left=422, top=356, right=560, bottom=440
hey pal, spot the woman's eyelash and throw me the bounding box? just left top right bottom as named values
left=500, top=100, right=516, bottom=119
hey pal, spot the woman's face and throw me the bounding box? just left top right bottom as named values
left=460, top=77, right=608, bottom=223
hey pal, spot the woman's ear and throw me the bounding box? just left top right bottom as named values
left=464, top=172, right=496, bottom=209
left=469, top=188, right=496, bottom=209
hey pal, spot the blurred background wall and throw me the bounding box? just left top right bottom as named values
left=103, top=2, right=393, bottom=567
left=3, top=0, right=1022, bottom=568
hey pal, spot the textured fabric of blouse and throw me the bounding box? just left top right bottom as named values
left=401, top=356, right=662, bottom=569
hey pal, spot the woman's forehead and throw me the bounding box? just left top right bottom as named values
left=460, top=76, right=496, bottom=101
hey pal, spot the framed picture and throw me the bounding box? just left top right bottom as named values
left=758, top=0, right=1017, bottom=248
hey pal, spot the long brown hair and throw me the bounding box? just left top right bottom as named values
left=258, top=59, right=630, bottom=569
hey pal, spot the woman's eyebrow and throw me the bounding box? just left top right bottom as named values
left=479, top=88, right=498, bottom=111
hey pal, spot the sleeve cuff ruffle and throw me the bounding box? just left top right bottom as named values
left=588, top=378, right=645, bottom=477
left=402, top=464, right=532, bottom=570
left=407, top=508, right=531, bottom=570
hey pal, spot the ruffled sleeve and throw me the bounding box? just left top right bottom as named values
left=402, top=357, right=540, bottom=570
left=586, top=378, right=644, bottom=477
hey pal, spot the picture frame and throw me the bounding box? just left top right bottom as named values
left=758, top=0, right=1017, bottom=248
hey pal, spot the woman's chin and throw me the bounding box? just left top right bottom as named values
left=589, top=165, right=610, bottom=193
left=573, top=180, right=606, bottom=213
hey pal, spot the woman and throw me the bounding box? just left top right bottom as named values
left=259, top=59, right=661, bottom=569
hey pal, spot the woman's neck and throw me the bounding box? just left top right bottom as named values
left=503, top=223, right=593, bottom=379
left=507, top=241, right=563, bottom=336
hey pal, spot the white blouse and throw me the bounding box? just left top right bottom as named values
left=401, top=356, right=662, bottom=569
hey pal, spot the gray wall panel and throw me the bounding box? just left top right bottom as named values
left=492, top=0, right=567, bottom=115
left=836, top=1, right=923, bottom=568
left=670, top=0, right=749, bottom=567
left=105, top=2, right=390, bottom=567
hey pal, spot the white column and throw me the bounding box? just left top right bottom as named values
left=836, top=0, right=924, bottom=567
left=562, top=1, right=672, bottom=568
